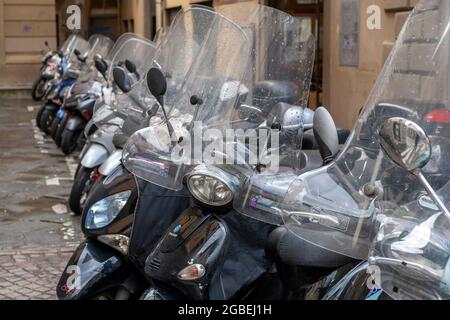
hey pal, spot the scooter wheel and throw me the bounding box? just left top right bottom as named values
left=69, top=166, right=94, bottom=215
left=31, top=77, right=47, bottom=101
left=61, top=128, right=81, bottom=155
left=39, top=106, right=56, bottom=135
left=50, top=116, right=61, bottom=140
left=35, top=105, right=46, bottom=130
left=55, top=115, right=68, bottom=147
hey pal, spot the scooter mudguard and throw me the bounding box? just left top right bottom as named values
left=89, top=130, right=116, bottom=154
left=57, top=240, right=144, bottom=300
left=145, top=208, right=230, bottom=300
left=99, top=150, right=123, bottom=176
left=44, top=101, right=59, bottom=112
left=81, top=143, right=110, bottom=169
left=65, top=115, right=84, bottom=132
left=144, top=208, right=275, bottom=300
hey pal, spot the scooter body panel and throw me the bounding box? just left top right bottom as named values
left=65, top=114, right=85, bottom=132
left=81, top=165, right=137, bottom=238
left=145, top=208, right=229, bottom=300
left=99, top=150, right=123, bottom=176
left=57, top=240, right=145, bottom=300
left=81, top=143, right=110, bottom=169
left=89, top=130, right=116, bottom=154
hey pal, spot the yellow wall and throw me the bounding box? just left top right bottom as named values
left=1, top=0, right=57, bottom=65
left=323, top=0, right=416, bottom=129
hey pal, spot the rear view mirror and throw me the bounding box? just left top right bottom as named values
left=95, top=55, right=108, bottom=76
left=147, top=68, right=167, bottom=104
left=125, top=60, right=137, bottom=74
left=113, top=67, right=132, bottom=93
left=74, top=49, right=81, bottom=57
left=379, top=117, right=431, bottom=172
left=379, top=117, right=450, bottom=217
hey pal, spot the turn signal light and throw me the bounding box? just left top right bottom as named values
left=177, top=264, right=206, bottom=281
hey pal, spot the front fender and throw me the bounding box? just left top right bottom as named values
left=99, top=150, right=123, bottom=176
left=65, top=115, right=84, bottom=132
left=57, top=240, right=146, bottom=300
left=81, top=143, right=110, bottom=169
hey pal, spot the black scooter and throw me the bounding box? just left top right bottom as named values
left=57, top=67, right=192, bottom=300
left=139, top=72, right=352, bottom=300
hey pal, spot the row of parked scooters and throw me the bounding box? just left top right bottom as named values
left=33, top=1, right=450, bottom=300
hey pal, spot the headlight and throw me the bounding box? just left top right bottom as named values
left=186, top=166, right=237, bottom=207
left=85, top=190, right=131, bottom=230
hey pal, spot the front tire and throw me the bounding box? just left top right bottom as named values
left=39, top=106, right=56, bottom=135
left=61, top=128, right=81, bottom=155
left=55, top=115, right=68, bottom=147
left=50, top=116, right=61, bottom=140
left=69, top=166, right=94, bottom=215
left=35, top=105, right=46, bottom=130
left=31, top=77, right=47, bottom=101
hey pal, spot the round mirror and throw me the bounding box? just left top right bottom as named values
left=146, top=68, right=167, bottom=98
left=379, top=117, right=431, bottom=172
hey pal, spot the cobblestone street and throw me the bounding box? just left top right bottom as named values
left=0, top=99, right=83, bottom=300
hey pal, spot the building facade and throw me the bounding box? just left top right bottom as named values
left=0, top=0, right=418, bottom=129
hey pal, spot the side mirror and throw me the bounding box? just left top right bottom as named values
left=113, top=67, right=132, bottom=93
left=379, top=117, right=431, bottom=172
left=146, top=67, right=167, bottom=106
left=146, top=67, right=176, bottom=144
left=379, top=117, right=450, bottom=217
left=125, top=59, right=137, bottom=74
left=95, top=55, right=108, bottom=76
left=313, top=107, right=339, bottom=165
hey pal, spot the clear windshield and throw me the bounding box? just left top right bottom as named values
left=92, top=34, right=157, bottom=131
left=274, top=0, right=450, bottom=300
left=63, top=35, right=89, bottom=66
left=78, top=34, right=114, bottom=82
left=122, top=6, right=251, bottom=190
left=87, top=34, right=114, bottom=65
left=153, top=27, right=168, bottom=46
left=215, top=4, right=316, bottom=225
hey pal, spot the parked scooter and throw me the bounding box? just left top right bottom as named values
left=54, top=35, right=114, bottom=154
left=122, top=3, right=330, bottom=300
left=32, top=41, right=61, bottom=102
left=36, top=35, right=90, bottom=133
left=268, top=0, right=450, bottom=301
left=32, top=35, right=83, bottom=101
left=69, top=34, right=157, bottom=215
left=57, top=6, right=241, bottom=300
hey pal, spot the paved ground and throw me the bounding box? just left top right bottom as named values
left=0, top=98, right=83, bottom=300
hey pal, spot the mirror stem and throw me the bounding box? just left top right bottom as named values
left=158, top=96, right=177, bottom=146
left=415, top=169, right=450, bottom=218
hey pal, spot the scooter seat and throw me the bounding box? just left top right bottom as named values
left=302, top=128, right=351, bottom=150
left=266, top=226, right=354, bottom=269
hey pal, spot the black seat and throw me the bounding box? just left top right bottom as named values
left=267, top=227, right=354, bottom=268
left=266, top=227, right=356, bottom=290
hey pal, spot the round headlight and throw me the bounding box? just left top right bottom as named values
left=85, top=190, right=131, bottom=230
left=187, top=175, right=233, bottom=207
